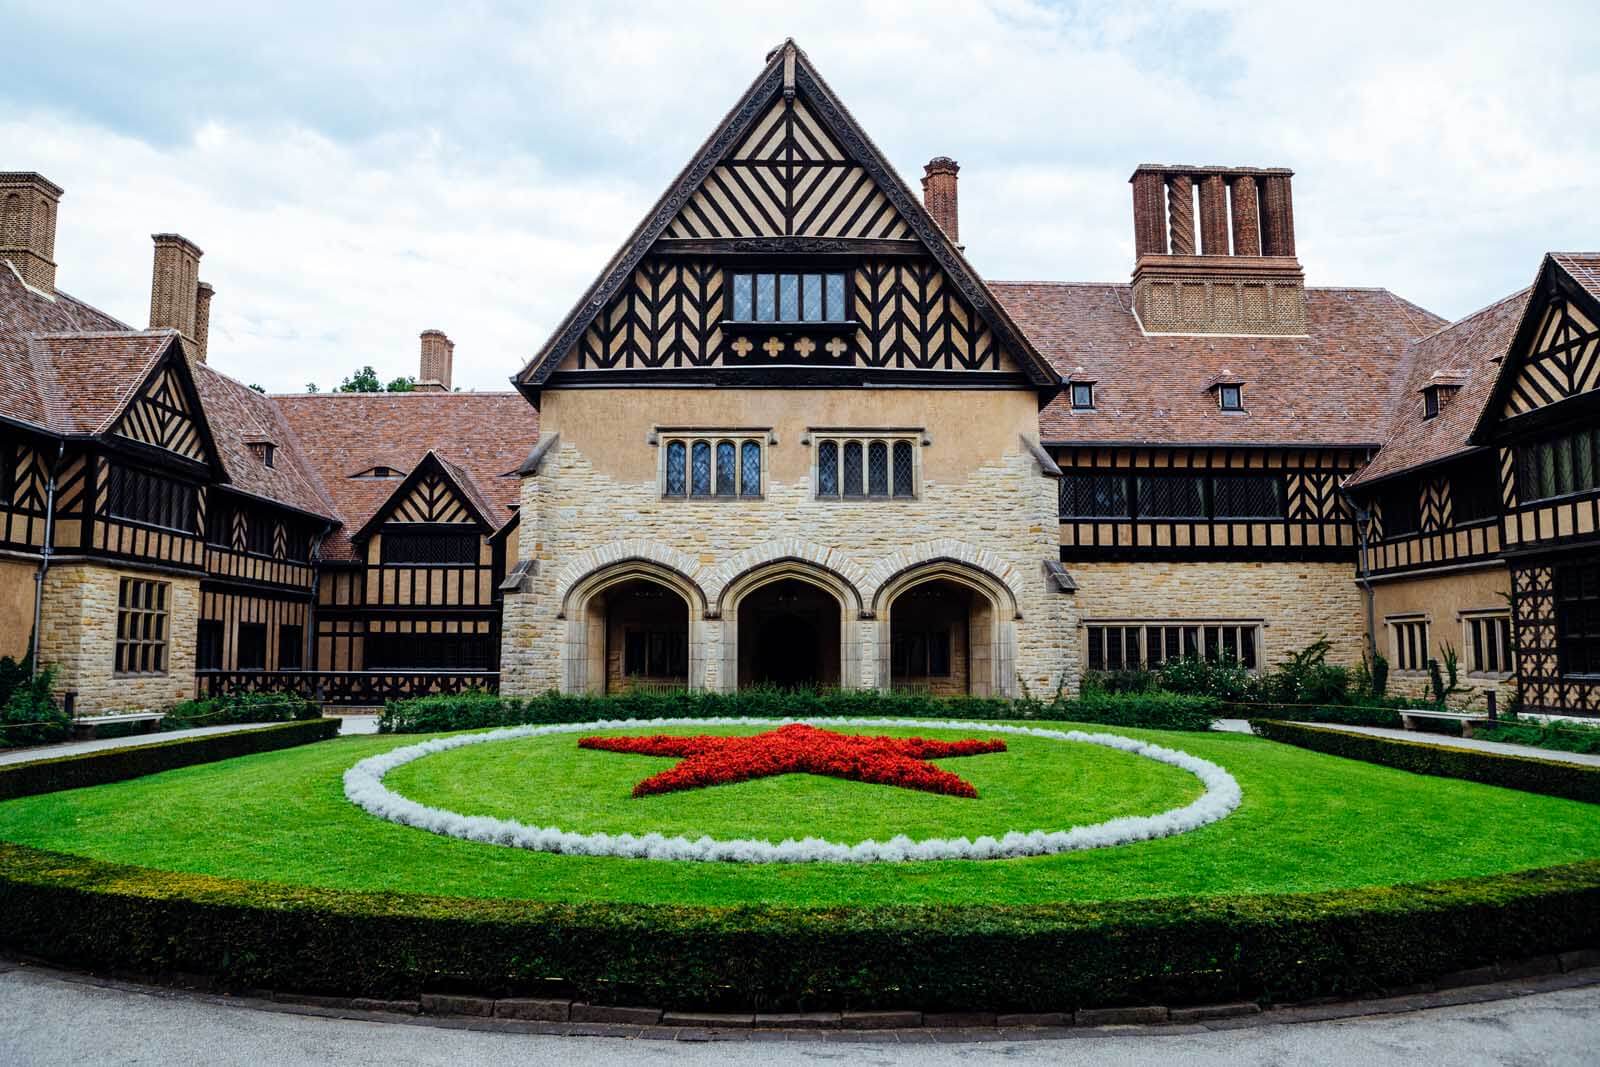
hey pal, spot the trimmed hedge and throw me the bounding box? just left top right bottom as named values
left=161, top=692, right=322, bottom=732
left=1251, top=720, right=1600, bottom=805
left=0, top=841, right=1595, bottom=1010
left=377, top=689, right=1221, bottom=735
left=0, top=718, right=341, bottom=802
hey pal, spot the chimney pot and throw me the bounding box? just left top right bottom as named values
left=149, top=234, right=203, bottom=342
left=920, top=157, right=960, bottom=244
left=193, top=282, right=215, bottom=362
left=0, top=172, right=64, bottom=295
left=418, top=329, right=452, bottom=392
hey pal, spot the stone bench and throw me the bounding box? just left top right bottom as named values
left=1399, top=709, right=1494, bottom=738
left=70, top=711, right=165, bottom=741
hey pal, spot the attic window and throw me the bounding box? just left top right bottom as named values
left=1218, top=384, right=1244, bottom=412
left=248, top=442, right=276, bottom=468
left=1070, top=382, right=1095, bottom=410
left=1422, top=384, right=1459, bottom=420
left=351, top=466, right=403, bottom=480
left=729, top=272, right=849, bottom=323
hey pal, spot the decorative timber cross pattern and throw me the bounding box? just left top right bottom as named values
left=793, top=337, right=816, bottom=359
left=825, top=337, right=848, bottom=359
left=731, top=337, right=754, bottom=358
left=762, top=336, right=786, bottom=359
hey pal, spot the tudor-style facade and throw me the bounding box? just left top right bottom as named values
left=3, top=43, right=1594, bottom=717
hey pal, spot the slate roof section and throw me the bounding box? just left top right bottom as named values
left=272, top=392, right=537, bottom=559
left=1345, top=288, right=1531, bottom=488
left=994, top=282, right=1447, bottom=447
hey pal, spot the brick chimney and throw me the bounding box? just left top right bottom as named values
left=417, top=329, right=452, bottom=392
left=1127, top=165, right=1306, bottom=336
left=192, top=282, right=215, bottom=362
left=148, top=234, right=203, bottom=344
left=921, top=157, right=960, bottom=244
left=0, top=172, right=63, bottom=295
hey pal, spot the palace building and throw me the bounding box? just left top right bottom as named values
left=2, top=42, right=1596, bottom=716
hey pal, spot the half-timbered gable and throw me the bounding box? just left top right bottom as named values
left=110, top=362, right=209, bottom=464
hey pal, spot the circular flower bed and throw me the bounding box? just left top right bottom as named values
left=343, top=717, right=1243, bottom=863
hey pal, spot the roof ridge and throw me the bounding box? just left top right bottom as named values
left=48, top=287, right=133, bottom=330
left=1406, top=287, right=1533, bottom=346
left=30, top=328, right=177, bottom=340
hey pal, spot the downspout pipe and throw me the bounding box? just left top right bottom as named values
left=303, top=521, right=336, bottom=694
left=1342, top=487, right=1379, bottom=664
left=29, top=440, right=66, bottom=679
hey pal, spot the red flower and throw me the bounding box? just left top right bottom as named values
left=578, top=723, right=1006, bottom=799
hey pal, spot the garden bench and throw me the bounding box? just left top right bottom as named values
left=1399, top=709, right=1493, bottom=738
left=70, top=711, right=164, bottom=740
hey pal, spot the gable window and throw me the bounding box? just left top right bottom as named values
left=729, top=272, right=849, bottom=323
left=106, top=464, right=197, bottom=534
left=661, top=434, right=763, bottom=499
left=1217, top=384, right=1244, bottom=412
left=115, top=578, right=168, bottom=675
left=1390, top=616, right=1429, bottom=672
left=351, top=466, right=402, bottom=480
left=1070, top=382, right=1095, bottom=410
left=1463, top=612, right=1513, bottom=676
left=1556, top=561, right=1600, bottom=678
left=1517, top=426, right=1600, bottom=504
left=379, top=527, right=479, bottom=565
left=813, top=434, right=917, bottom=500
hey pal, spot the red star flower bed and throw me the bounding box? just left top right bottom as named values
left=577, top=722, right=1007, bottom=798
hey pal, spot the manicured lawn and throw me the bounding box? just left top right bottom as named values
left=1, top=721, right=1597, bottom=907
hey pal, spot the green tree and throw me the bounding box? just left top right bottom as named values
left=337, top=366, right=383, bottom=392
left=385, top=376, right=415, bottom=393
left=304, top=382, right=319, bottom=393
left=248, top=383, right=266, bottom=393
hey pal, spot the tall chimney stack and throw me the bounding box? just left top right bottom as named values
left=0, top=172, right=63, bottom=295
left=193, top=282, right=215, bottom=362
left=148, top=234, right=203, bottom=343
left=417, top=329, right=452, bottom=392
left=921, top=157, right=960, bottom=244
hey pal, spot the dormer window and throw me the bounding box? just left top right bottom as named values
left=1218, top=384, right=1244, bottom=412
left=729, top=271, right=849, bottom=323
left=1422, top=384, right=1459, bottom=420
left=350, top=466, right=403, bottom=480
left=1071, top=382, right=1095, bottom=410
left=247, top=441, right=276, bottom=468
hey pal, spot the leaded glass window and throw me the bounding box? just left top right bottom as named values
left=818, top=440, right=839, bottom=496
left=731, top=274, right=753, bottom=321
left=892, top=441, right=914, bottom=498
left=1212, top=474, right=1284, bottom=518
left=741, top=441, right=761, bottom=497
left=665, top=441, right=686, bottom=496
left=1136, top=475, right=1205, bottom=518
left=868, top=442, right=888, bottom=496
left=778, top=274, right=800, bottom=321
left=755, top=274, right=776, bottom=321
left=825, top=273, right=846, bottom=321
left=715, top=441, right=736, bottom=496
left=691, top=441, right=712, bottom=496
left=802, top=274, right=822, bottom=322
left=728, top=272, right=850, bottom=322
left=1059, top=472, right=1130, bottom=518
left=842, top=441, right=863, bottom=496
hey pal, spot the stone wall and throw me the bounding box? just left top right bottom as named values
left=0, top=558, right=34, bottom=660
left=1069, top=560, right=1368, bottom=669
left=501, top=388, right=1075, bottom=697
left=35, top=562, right=199, bottom=713
left=1372, top=564, right=1516, bottom=710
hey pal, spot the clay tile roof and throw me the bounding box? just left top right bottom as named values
left=271, top=391, right=537, bottom=560
left=1344, top=287, right=1532, bottom=488
left=26, top=331, right=177, bottom=435
left=1552, top=253, right=1600, bottom=302
left=993, top=282, right=1447, bottom=447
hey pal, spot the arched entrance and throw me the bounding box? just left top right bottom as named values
left=875, top=560, right=1019, bottom=697
left=559, top=560, right=708, bottom=693
left=738, top=578, right=841, bottom=688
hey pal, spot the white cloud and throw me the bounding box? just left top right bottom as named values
left=4, top=0, right=1596, bottom=391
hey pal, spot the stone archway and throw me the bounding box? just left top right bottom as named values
left=559, top=559, right=709, bottom=693
left=718, top=558, right=865, bottom=691
left=872, top=558, right=1019, bottom=697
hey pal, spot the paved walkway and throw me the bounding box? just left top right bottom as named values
left=0, top=714, right=380, bottom=766
left=1291, top=722, right=1600, bottom=767
left=1, top=963, right=1597, bottom=1065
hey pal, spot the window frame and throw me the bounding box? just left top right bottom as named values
left=811, top=430, right=921, bottom=501
left=105, top=463, right=198, bottom=535
left=114, top=578, right=169, bottom=676
left=1083, top=619, right=1264, bottom=673
left=1217, top=384, right=1245, bottom=412
left=1461, top=610, right=1513, bottom=678
left=726, top=269, right=852, bottom=325
left=1555, top=560, right=1600, bottom=679
left=1070, top=382, right=1095, bottom=410
left=378, top=525, right=481, bottom=566
left=1388, top=615, right=1430, bottom=674
left=622, top=626, right=690, bottom=680
left=658, top=430, right=767, bottom=501
left=1057, top=470, right=1288, bottom=521
left=1517, top=426, right=1600, bottom=505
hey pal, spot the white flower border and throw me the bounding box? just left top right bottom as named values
left=343, top=717, right=1242, bottom=864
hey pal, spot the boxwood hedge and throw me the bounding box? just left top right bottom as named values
left=377, top=689, right=1221, bottom=735
left=1252, top=720, right=1600, bottom=805
left=0, top=718, right=341, bottom=802
left=0, top=842, right=1595, bottom=1011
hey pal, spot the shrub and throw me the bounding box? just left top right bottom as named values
left=1156, top=656, right=1257, bottom=703
left=1256, top=639, right=1352, bottom=706
left=0, top=841, right=1596, bottom=1011
left=0, top=661, right=70, bottom=749
left=1081, top=669, right=1158, bottom=695
left=1251, top=720, right=1600, bottom=805
left=377, top=688, right=1220, bottom=734
left=161, top=692, right=321, bottom=731
left=1476, top=716, right=1600, bottom=756
left=0, top=718, right=341, bottom=802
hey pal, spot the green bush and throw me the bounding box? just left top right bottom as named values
left=1081, top=669, right=1158, bottom=695
left=1476, top=716, right=1600, bottom=756
left=377, top=687, right=1220, bottom=734
left=0, top=661, right=70, bottom=750
left=0, top=718, right=341, bottom=802
left=0, top=841, right=1595, bottom=1010
left=161, top=692, right=321, bottom=731
left=1156, top=655, right=1258, bottom=704
left=1252, top=720, right=1600, bottom=805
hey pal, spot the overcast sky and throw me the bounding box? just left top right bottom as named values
left=5, top=1, right=1596, bottom=392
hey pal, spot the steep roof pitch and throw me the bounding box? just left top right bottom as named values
left=271, top=391, right=537, bottom=559
left=1471, top=253, right=1600, bottom=444
left=1345, top=288, right=1530, bottom=488
left=349, top=450, right=501, bottom=543
left=994, top=282, right=1447, bottom=447
left=0, top=262, right=138, bottom=429
left=512, top=40, right=1059, bottom=397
